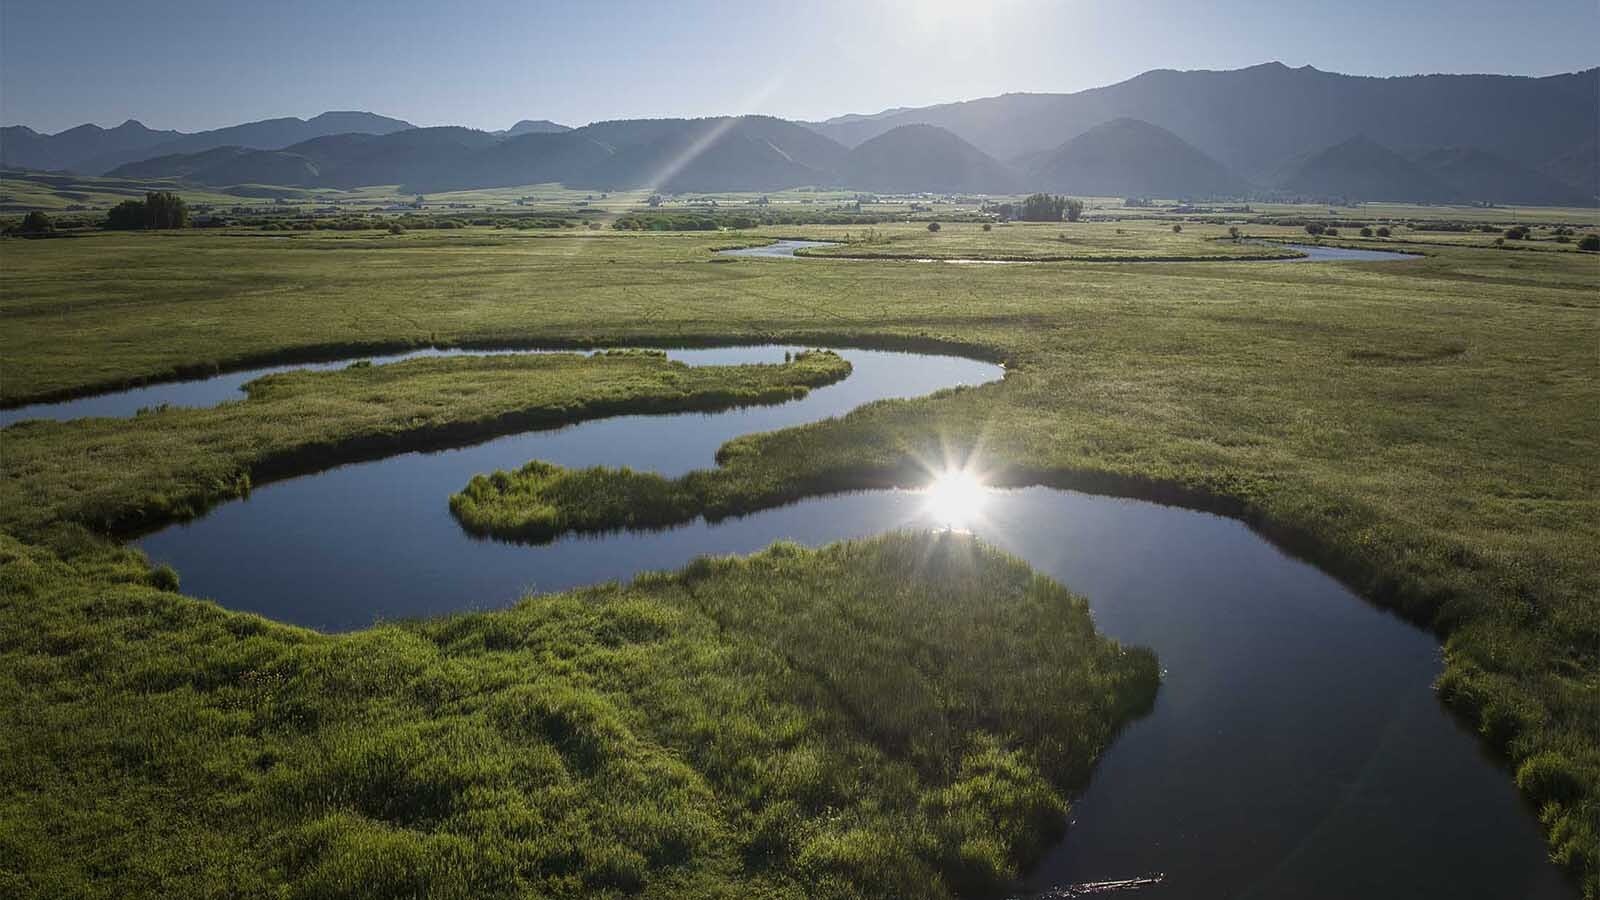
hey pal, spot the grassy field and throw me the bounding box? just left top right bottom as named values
left=0, top=169, right=315, bottom=212
left=0, top=350, right=849, bottom=537
left=2, top=223, right=1598, bottom=893
left=777, top=220, right=1299, bottom=261
left=0, top=529, right=1157, bottom=899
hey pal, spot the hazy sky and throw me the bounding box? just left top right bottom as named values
left=3, top=0, right=1596, bottom=133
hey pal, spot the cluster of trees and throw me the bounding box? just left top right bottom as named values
left=983, top=193, right=1085, bottom=222
left=17, top=211, right=54, bottom=235
left=105, top=191, right=190, bottom=230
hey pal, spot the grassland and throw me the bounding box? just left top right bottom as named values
left=0, top=529, right=1157, bottom=899
left=777, top=220, right=1300, bottom=261
left=2, top=223, right=1598, bottom=894
left=0, top=169, right=312, bottom=212
left=0, top=350, right=850, bottom=537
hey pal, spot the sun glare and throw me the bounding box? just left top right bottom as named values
left=922, top=469, right=989, bottom=532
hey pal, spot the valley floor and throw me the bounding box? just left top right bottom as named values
left=1, top=223, right=1596, bottom=896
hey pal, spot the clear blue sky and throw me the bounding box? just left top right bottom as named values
left=3, top=0, right=1596, bottom=133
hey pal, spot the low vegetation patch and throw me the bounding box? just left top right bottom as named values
left=0, top=350, right=850, bottom=538
left=0, top=529, right=1157, bottom=898
left=454, top=460, right=703, bottom=540
left=790, top=220, right=1300, bottom=261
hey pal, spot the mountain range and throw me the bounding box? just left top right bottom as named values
left=4, top=62, right=1596, bottom=204
left=1, top=111, right=415, bottom=175
left=809, top=62, right=1596, bottom=179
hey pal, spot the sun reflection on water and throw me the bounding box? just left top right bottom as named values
left=921, top=469, right=990, bottom=532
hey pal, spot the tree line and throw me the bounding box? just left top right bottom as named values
left=105, top=191, right=190, bottom=230
left=982, top=193, right=1085, bottom=223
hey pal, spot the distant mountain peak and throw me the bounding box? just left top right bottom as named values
left=839, top=122, right=1017, bottom=192
left=502, top=119, right=573, bottom=136
left=1027, top=116, right=1245, bottom=197
left=1278, top=133, right=1460, bottom=202
left=306, top=110, right=415, bottom=129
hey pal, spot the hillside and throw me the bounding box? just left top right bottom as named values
left=574, top=116, right=848, bottom=192
left=108, top=146, right=320, bottom=186
left=1026, top=118, right=1246, bottom=198
left=810, top=62, right=1599, bottom=185
left=1, top=119, right=179, bottom=172
left=103, top=117, right=851, bottom=194
left=1541, top=136, right=1599, bottom=203
left=1276, top=135, right=1459, bottom=202
left=1415, top=146, right=1591, bottom=206
left=500, top=120, right=572, bottom=136
left=415, top=131, right=615, bottom=192
left=838, top=124, right=1018, bottom=193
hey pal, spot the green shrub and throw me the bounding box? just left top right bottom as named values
left=149, top=563, right=180, bottom=592
left=19, top=210, right=54, bottom=234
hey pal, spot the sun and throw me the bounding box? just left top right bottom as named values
left=921, top=469, right=990, bottom=532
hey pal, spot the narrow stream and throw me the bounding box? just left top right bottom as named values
left=70, top=344, right=1567, bottom=899
left=0, top=346, right=794, bottom=426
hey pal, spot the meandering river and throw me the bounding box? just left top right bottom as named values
left=29, top=344, right=1553, bottom=898
left=4, top=235, right=1565, bottom=896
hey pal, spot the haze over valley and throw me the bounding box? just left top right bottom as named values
left=6, top=62, right=1596, bottom=204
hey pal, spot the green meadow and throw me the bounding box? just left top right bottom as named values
left=2, top=222, right=1597, bottom=895
left=1, top=530, right=1156, bottom=898
left=784, top=220, right=1300, bottom=261
left=0, top=350, right=850, bottom=537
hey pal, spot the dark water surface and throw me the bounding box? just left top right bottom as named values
left=112, top=345, right=1565, bottom=897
